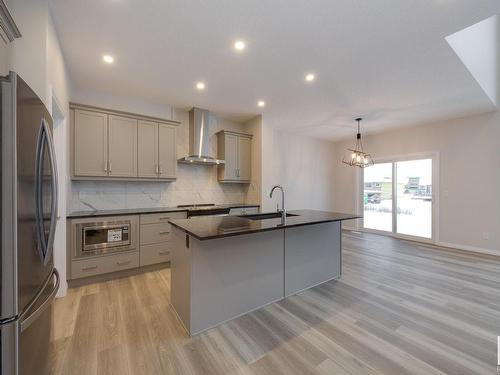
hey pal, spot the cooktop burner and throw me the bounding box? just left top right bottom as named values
left=178, top=204, right=230, bottom=217
left=177, top=203, right=216, bottom=209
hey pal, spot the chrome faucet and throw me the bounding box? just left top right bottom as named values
left=270, top=185, right=286, bottom=223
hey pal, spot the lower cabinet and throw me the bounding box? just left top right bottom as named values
left=139, top=211, right=187, bottom=265
left=71, top=252, right=139, bottom=279
left=68, top=211, right=187, bottom=281
left=140, top=223, right=171, bottom=245
left=140, top=243, right=171, bottom=266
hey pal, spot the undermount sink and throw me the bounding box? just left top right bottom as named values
left=239, top=212, right=300, bottom=221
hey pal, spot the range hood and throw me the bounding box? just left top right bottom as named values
left=178, top=107, right=225, bottom=165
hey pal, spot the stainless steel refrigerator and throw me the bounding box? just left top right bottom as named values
left=0, top=72, right=59, bottom=375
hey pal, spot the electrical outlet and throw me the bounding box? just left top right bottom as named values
left=482, top=232, right=490, bottom=240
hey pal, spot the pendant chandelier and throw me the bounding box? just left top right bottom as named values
left=342, top=118, right=374, bottom=168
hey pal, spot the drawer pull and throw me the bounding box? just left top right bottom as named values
left=159, top=217, right=170, bottom=220
left=82, top=265, right=98, bottom=271
left=159, top=231, right=170, bottom=235
left=158, top=250, right=170, bottom=255
left=116, top=260, right=131, bottom=266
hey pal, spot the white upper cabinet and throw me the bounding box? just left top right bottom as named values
left=222, top=133, right=239, bottom=181
left=0, top=41, right=8, bottom=76
left=238, top=136, right=252, bottom=181
left=137, top=120, right=177, bottom=179
left=158, top=123, right=177, bottom=179
left=71, top=104, right=178, bottom=180
left=108, top=115, right=138, bottom=177
left=138, top=120, right=159, bottom=178
left=73, top=110, right=108, bottom=177
left=217, top=131, right=252, bottom=183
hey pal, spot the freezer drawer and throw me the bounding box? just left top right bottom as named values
left=0, top=319, right=18, bottom=375
left=0, top=258, right=55, bottom=375
left=18, top=269, right=59, bottom=375
left=19, top=301, right=52, bottom=375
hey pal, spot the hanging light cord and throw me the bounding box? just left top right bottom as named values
left=356, top=118, right=364, bottom=154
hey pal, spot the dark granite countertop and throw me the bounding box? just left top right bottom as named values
left=67, top=203, right=260, bottom=218
left=169, top=210, right=360, bottom=240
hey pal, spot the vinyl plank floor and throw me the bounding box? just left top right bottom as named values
left=51, top=231, right=500, bottom=375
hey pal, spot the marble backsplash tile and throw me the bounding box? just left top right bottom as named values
left=69, top=164, right=256, bottom=212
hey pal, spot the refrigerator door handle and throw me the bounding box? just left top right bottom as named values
left=19, top=269, right=59, bottom=333
left=34, top=119, right=58, bottom=265
left=42, top=119, right=59, bottom=265
left=34, top=122, right=45, bottom=261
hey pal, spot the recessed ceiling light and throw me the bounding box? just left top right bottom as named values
left=305, top=73, right=315, bottom=82
left=102, top=55, right=114, bottom=64
left=257, top=100, right=266, bottom=107
left=196, top=82, right=206, bottom=90
left=234, top=40, right=246, bottom=51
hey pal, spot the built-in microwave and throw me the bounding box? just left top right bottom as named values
left=74, top=216, right=138, bottom=259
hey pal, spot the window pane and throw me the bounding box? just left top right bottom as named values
left=396, top=159, right=432, bottom=238
left=363, top=163, right=393, bottom=232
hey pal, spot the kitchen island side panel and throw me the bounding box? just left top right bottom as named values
left=190, top=231, right=284, bottom=335
left=284, top=221, right=341, bottom=297
left=170, top=227, right=192, bottom=333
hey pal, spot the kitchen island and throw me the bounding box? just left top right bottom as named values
left=169, top=210, right=359, bottom=335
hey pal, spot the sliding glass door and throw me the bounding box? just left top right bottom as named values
left=396, top=159, right=432, bottom=238
left=363, top=158, right=433, bottom=240
left=363, top=162, right=393, bottom=232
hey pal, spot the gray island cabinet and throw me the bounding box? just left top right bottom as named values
left=169, top=210, right=358, bottom=335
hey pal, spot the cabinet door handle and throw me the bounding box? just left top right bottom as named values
left=159, top=165, right=163, bottom=175
left=104, top=162, right=108, bottom=172
left=116, top=260, right=131, bottom=266
left=108, top=162, right=112, bottom=173
left=155, top=164, right=159, bottom=174
left=82, top=265, right=98, bottom=271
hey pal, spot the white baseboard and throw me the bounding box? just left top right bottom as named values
left=342, top=225, right=357, bottom=231
left=436, top=241, right=500, bottom=257
left=341, top=227, right=500, bottom=258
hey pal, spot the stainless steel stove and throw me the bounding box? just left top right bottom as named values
left=178, top=204, right=231, bottom=218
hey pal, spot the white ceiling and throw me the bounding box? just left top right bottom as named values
left=49, top=0, right=500, bottom=140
